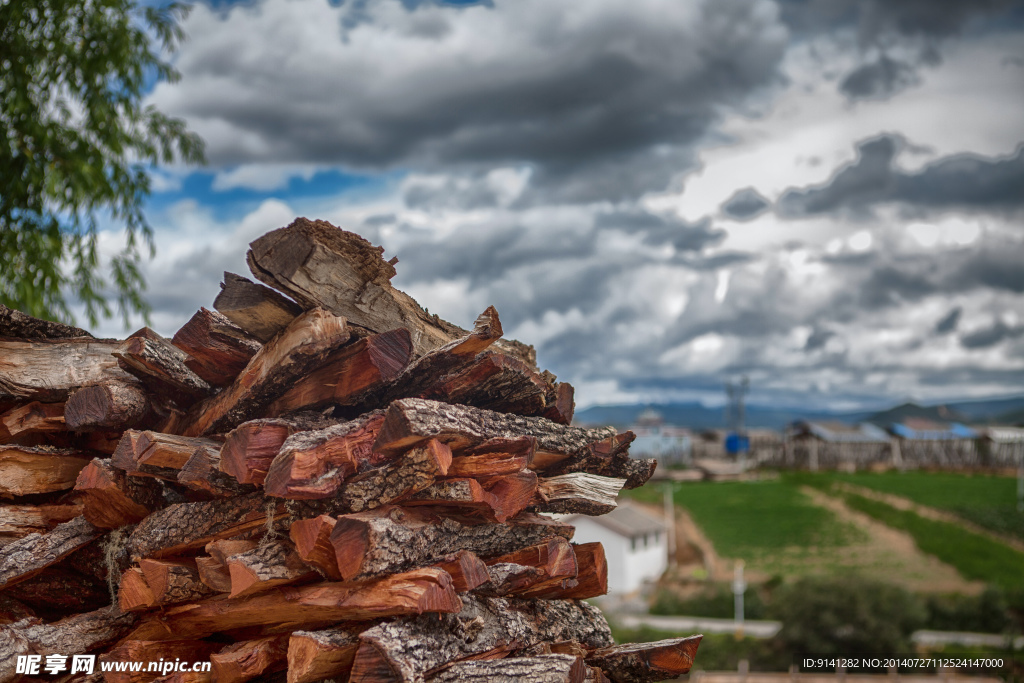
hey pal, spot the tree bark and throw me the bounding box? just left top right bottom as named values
left=329, top=506, right=574, bottom=581
left=544, top=432, right=655, bottom=490
left=287, top=625, right=363, bottom=683
left=265, top=329, right=412, bottom=416
left=64, top=383, right=150, bottom=431
left=348, top=595, right=612, bottom=683
left=0, top=401, right=65, bottom=439
left=126, top=493, right=282, bottom=560
left=218, top=412, right=344, bottom=487
left=171, top=307, right=262, bottom=386
left=246, top=218, right=536, bottom=365
left=225, top=540, right=318, bottom=598
left=183, top=309, right=351, bottom=437
left=584, top=636, right=702, bottom=683
left=210, top=633, right=289, bottom=683
left=125, top=567, right=461, bottom=641
left=73, top=458, right=163, bottom=529
left=330, top=439, right=452, bottom=511
left=214, top=272, right=303, bottom=344
left=422, top=352, right=549, bottom=418
left=0, top=338, right=134, bottom=403
left=0, top=445, right=92, bottom=496
left=373, top=399, right=616, bottom=465
left=0, top=304, right=92, bottom=340
left=483, top=537, right=578, bottom=598
left=139, top=558, right=217, bottom=606
left=263, top=410, right=385, bottom=499
left=113, top=328, right=214, bottom=403
left=428, top=654, right=585, bottom=683
left=2, top=566, right=109, bottom=616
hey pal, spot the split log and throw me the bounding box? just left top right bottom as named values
left=348, top=595, right=612, bottom=683
left=210, top=634, right=289, bottom=683
left=74, top=458, right=163, bottom=529
left=428, top=654, right=585, bottom=683
left=0, top=503, right=82, bottom=536
left=126, top=567, right=461, bottom=641
left=263, top=410, right=385, bottom=499
left=0, top=337, right=133, bottom=403
left=135, top=431, right=221, bottom=470
left=118, top=567, right=156, bottom=611
left=183, top=308, right=351, bottom=437
left=329, top=506, right=574, bottom=581
left=448, top=436, right=535, bottom=477
left=220, top=413, right=345, bottom=486
left=265, top=328, right=412, bottom=416
left=207, top=539, right=260, bottom=565
left=178, top=444, right=258, bottom=498
left=287, top=626, right=362, bottom=683
left=289, top=515, right=341, bottom=580
left=109, top=429, right=178, bottom=482
left=0, top=303, right=92, bottom=339
left=171, top=307, right=262, bottom=386
left=214, top=272, right=303, bottom=343
left=64, top=383, right=150, bottom=431
left=404, top=471, right=537, bottom=522
left=424, top=352, right=549, bottom=417
left=531, top=543, right=607, bottom=600
left=584, top=636, right=702, bottom=683
left=225, top=540, right=318, bottom=598
left=477, top=562, right=546, bottom=597
left=0, top=445, right=92, bottom=497
left=372, top=398, right=616, bottom=465
left=542, top=382, right=576, bottom=426
left=126, top=493, right=281, bottom=560
left=545, top=432, right=655, bottom=490
left=195, top=556, right=232, bottom=593
left=0, top=516, right=100, bottom=589
left=431, top=550, right=490, bottom=593
left=140, top=558, right=216, bottom=606
left=246, top=218, right=536, bottom=366
left=0, top=401, right=65, bottom=439
left=484, top=536, right=578, bottom=598
left=330, top=438, right=452, bottom=511
left=532, top=473, right=625, bottom=516
left=113, top=328, right=214, bottom=402
left=100, top=640, right=221, bottom=683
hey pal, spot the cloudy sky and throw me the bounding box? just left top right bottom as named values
left=87, top=0, right=1024, bottom=410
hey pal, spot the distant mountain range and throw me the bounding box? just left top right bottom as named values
left=573, top=395, right=1024, bottom=431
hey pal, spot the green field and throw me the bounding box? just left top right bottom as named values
left=627, top=479, right=859, bottom=561
left=830, top=471, right=1024, bottom=542
left=839, top=490, right=1024, bottom=595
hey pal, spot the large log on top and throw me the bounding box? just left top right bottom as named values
left=245, top=217, right=536, bottom=365
left=214, top=272, right=303, bottom=343
left=0, top=303, right=92, bottom=340
left=0, top=337, right=135, bottom=403
left=348, top=595, right=612, bottom=683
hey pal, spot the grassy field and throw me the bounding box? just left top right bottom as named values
left=831, top=471, right=1024, bottom=541
left=839, top=490, right=1024, bottom=595
left=625, top=478, right=862, bottom=576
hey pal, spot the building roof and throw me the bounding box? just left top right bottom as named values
left=564, top=500, right=666, bottom=538
left=984, top=426, right=1024, bottom=444
left=890, top=421, right=977, bottom=440
left=796, top=421, right=891, bottom=444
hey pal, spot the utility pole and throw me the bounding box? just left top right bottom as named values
left=1018, top=447, right=1023, bottom=513
left=733, top=560, right=746, bottom=638
left=664, top=483, right=677, bottom=566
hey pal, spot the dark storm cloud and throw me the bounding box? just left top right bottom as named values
left=153, top=0, right=788, bottom=200
left=595, top=210, right=726, bottom=252
left=778, top=135, right=1024, bottom=216
left=960, top=320, right=1024, bottom=349
left=838, top=55, right=918, bottom=100
left=804, top=327, right=835, bottom=351
left=720, top=187, right=771, bottom=220
left=934, top=307, right=962, bottom=334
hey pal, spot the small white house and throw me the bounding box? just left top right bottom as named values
left=564, top=501, right=668, bottom=595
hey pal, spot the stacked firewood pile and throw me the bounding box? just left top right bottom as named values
left=0, top=219, right=701, bottom=683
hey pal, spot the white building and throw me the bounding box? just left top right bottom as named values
left=564, top=501, right=668, bottom=595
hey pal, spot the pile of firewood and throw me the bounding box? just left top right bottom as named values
left=0, top=219, right=701, bottom=683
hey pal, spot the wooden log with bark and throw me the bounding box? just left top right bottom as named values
left=427, top=654, right=586, bottom=683
left=210, top=633, right=290, bottom=683
left=126, top=567, right=461, bottom=641
left=74, top=458, right=163, bottom=529
left=0, top=401, right=65, bottom=440
left=483, top=536, right=579, bottom=598
left=532, top=473, right=625, bottom=516
left=287, top=625, right=364, bottom=683
left=528, top=543, right=608, bottom=601
left=183, top=308, right=351, bottom=437
left=584, top=636, right=702, bottom=683
left=178, top=444, right=258, bottom=498
left=171, top=307, right=262, bottom=386
left=134, top=431, right=222, bottom=470
left=214, top=272, right=304, bottom=343
left=0, top=445, right=93, bottom=497
left=0, top=337, right=133, bottom=404
left=218, top=412, right=343, bottom=486
left=329, top=507, right=574, bottom=581
left=0, top=303, right=92, bottom=340
left=113, top=328, right=214, bottom=403
left=139, top=557, right=217, bottom=606
left=64, top=383, right=150, bottom=431
left=348, top=595, right=612, bottom=683
left=447, top=436, right=535, bottom=477
left=225, top=539, right=319, bottom=597
left=288, top=515, right=342, bottom=580
left=404, top=471, right=537, bottom=523
left=0, top=503, right=82, bottom=536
